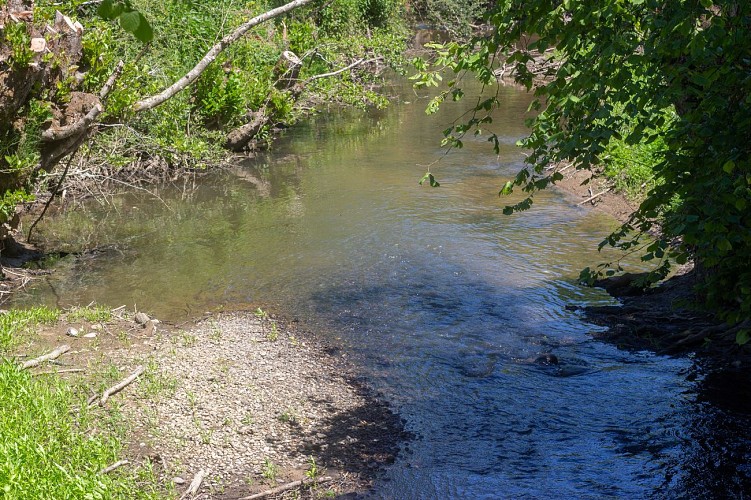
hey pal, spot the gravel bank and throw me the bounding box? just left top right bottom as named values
left=110, top=312, right=408, bottom=498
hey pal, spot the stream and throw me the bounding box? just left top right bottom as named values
left=15, top=79, right=751, bottom=498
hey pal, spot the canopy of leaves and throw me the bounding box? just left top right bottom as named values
left=422, top=1, right=751, bottom=325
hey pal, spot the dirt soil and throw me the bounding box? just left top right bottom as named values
left=17, top=309, right=410, bottom=499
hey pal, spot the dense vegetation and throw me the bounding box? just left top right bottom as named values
left=0, top=0, right=407, bottom=235
left=417, top=0, right=751, bottom=333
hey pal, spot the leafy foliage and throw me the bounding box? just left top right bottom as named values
left=417, top=1, right=751, bottom=325
left=97, top=0, right=154, bottom=43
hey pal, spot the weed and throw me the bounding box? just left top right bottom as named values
left=180, top=331, right=198, bottom=347
left=186, top=390, right=198, bottom=410
left=278, top=408, right=298, bottom=425
left=254, top=307, right=268, bottom=319
left=208, top=321, right=222, bottom=342
left=267, top=321, right=279, bottom=342
left=241, top=413, right=254, bottom=426
left=305, top=456, right=320, bottom=481
left=261, top=458, right=278, bottom=481
left=139, top=360, right=178, bottom=399
left=66, top=305, right=113, bottom=323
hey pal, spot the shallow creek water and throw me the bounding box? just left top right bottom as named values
left=17, top=80, right=751, bottom=498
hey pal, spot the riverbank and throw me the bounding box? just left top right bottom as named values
left=553, top=165, right=751, bottom=367
left=4, top=306, right=409, bottom=498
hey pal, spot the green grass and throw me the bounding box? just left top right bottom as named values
left=0, top=307, right=166, bottom=499
left=0, top=306, right=59, bottom=350
left=66, top=305, right=114, bottom=324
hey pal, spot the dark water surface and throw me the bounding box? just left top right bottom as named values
left=17, top=80, right=751, bottom=498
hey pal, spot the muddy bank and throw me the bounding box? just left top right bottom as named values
left=24, top=308, right=410, bottom=498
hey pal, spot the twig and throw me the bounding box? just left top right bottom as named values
left=239, top=476, right=333, bottom=500
left=303, top=57, right=382, bottom=84
left=90, top=365, right=145, bottom=407
left=99, top=460, right=130, bottom=475
left=578, top=187, right=612, bottom=206
left=21, top=345, right=71, bottom=369
left=33, top=368, right=85, bottom=376
left=28, top=152, right=75, bottom=242
left=180, top=469, right=206, bottom=500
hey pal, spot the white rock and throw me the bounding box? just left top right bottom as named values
left=66, top=327, right=79, bottom=337
left=83, top=332, right=97, bottom=339
left=172, top=477, right=185, bottom=485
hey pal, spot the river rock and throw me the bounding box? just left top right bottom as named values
left=66, top=327, right=79, bottom=337
left=134, top=312, right=150, bottom=325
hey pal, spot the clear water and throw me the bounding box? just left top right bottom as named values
left=17, top=79, right=751, bottom=498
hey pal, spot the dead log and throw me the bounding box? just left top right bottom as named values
left=21, top=344, right=70, bottom=369
left=225, top=108, right=269, bottom=152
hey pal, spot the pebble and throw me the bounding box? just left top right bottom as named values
left=172, top=477, right=185, bottom=485
left=83, top=332, right=97, bottom=338
left=66, top=327, right=79, bottom=337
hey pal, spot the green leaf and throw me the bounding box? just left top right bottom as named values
left=723, top=160, right=735, bottom=174
left=97, top=0, right=115, bottom=19
left=119, top=10, right=141, bottom=34
left=499, top=181, right=514, bottom=196
left=736, top=329, right=750, bottom=345
left=419, top=173, right=440, bottom=187
left=133, top=12, right=153, bottom=43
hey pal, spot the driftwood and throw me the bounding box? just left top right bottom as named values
left=179, top=469, right=206, bottom=500
left=99, top=460, right=130, bottom=475
left=21, top=344, right=70, bottom=369
left=89, top=365, right=144, bottom=408
left=578, top=187, right=612, bottom=205
left=239, top=476, right=333, bottom=500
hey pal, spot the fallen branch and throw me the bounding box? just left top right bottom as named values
left=21, top=345, right=71, bottom=369
left=99, top=60, right=125, bottom=100
left=90, top=365, right=145, bottom=408
left=41, top=103, right=103, bottom=142
left=133, top=0, right=314, bottom=112
left=179, top=469, right=206, bottom=500
left=578, top=187, right=612, bottom=206
left=33, top=368, right=85, bottom=376
left=239, top=476, right=333, bottom=500
left=99, top=460, right=130, bottom=475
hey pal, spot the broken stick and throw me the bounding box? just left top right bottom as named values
left=179, top=469, right=206, bottom=500
left=90, top=365, right=145, bottom=408
left=578, top=187, right=612, bottom=206
left=21, top=345, right=71, bottom=369
left=99, top=460, right=130, bottom=475
left=239, top=476, right=333, bottom=500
